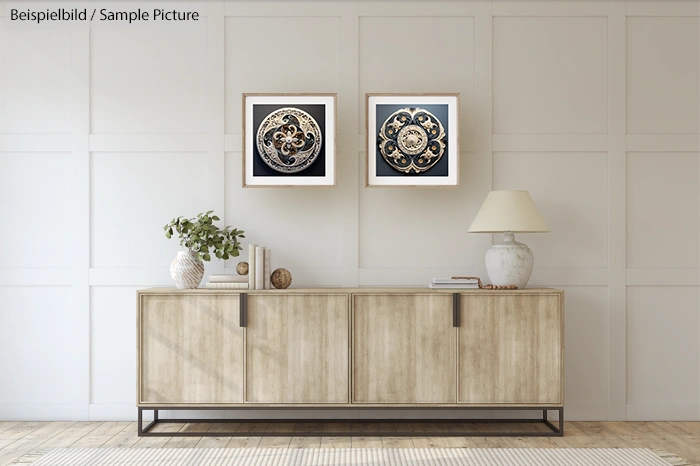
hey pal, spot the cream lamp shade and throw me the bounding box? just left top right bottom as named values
left=469, top=190, right=549, bottom=289
left=468, top=190, right=550, bottom=233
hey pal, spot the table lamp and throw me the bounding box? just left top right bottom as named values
left=468, top=190, right=550, bottom=289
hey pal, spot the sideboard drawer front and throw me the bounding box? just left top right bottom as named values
left=458, top=294, right=563, bottom=404
left=139, top=294, right=244, bottom=404
left=245, top=294, right=350, bottom=404
left=352, top=294, right=457, bottom=404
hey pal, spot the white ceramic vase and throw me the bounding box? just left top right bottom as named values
left=170, top=251, right=204, bottom=289
left=484, top=232, right=535, bottom=289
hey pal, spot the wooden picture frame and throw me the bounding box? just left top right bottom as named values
left=365, top=93, right=460, bottom=187
left=243, top=93, right=337, bottom=187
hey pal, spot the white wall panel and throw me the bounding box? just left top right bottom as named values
left=90, top=152, right=215, bottom=268
left=627, top=152, right=700, bottom=268
left=224, top=152, right=343, bottom=275
left=0, top=153, right=73, bottom=268
left=0, top=287, right=78, bottom=405
left=627, top=286, right=700, bottom=416
left=627, top=17, right=700, bottom=134
left=0, top=28, right=72, bottom=134
left=561, top=286, right=608, bottom=405
left=493, top=16, right=608, bottom=134
left=493, top=152, right=608, bottom=268
left=90, top=287, right=138, bottom=405
left=358, top=16, right=475, bottom=133
left=224, top=16, right=342, bottom=134
left=90, top=25, right=207, bottom=134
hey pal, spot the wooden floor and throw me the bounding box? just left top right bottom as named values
left=0, top=421, right=697, bottom=465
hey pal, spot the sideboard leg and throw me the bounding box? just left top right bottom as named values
left=542, top=408, right=564, bottom=436
left=559, top=407, right=564, bottom=436
left=138, top=408, right=159, bottom=437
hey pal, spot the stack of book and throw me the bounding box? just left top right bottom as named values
left=205, top=274, right=249, bottom=289
left=248, top=244, right=272, bottom=290
left=428, top=278, right=480, bottom=289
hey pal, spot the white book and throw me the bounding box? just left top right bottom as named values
left=264, top=249, right=271, bottom=290
left=255, top=246, right=265, bottom=290
left=206, top=282, right=249, bottom=289
left=428, top=283, right=480, bottom=289
left=248, top=244, right=257, bottom=290
left=209, top=274, right=248, bottom=283
left=432, top=278, right=479, bottom=284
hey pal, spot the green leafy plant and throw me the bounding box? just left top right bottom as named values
left=164, top=211, right=245, bottom=262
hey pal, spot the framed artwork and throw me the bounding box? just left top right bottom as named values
left=243, top=93, right=336, bottom=187
left=366, top=93, right=459, bottom=187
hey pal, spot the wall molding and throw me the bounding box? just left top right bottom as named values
left=627, top=268, right=700, bottom=286
left=607, top=0, right=628, bottom=421
left=70, top=25, right=91, bottom=421
left=492, top=134, right=608, bottom=152
left=74, top=131, right=700, bottom=155
left=492, top=1, right=612, bottom=17
left=626, top=0, right=700, bottom=17
left=89, top=134, right=208, bottom=152
left=626, top=134, right=700, bottom=152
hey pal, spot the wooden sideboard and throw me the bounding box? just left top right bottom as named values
left=136, top=288, right=564, bottom=437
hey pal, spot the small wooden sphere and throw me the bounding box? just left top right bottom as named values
left=236, top=261, right=249, bottom=275
left=271, top=268, right=292, bottom=289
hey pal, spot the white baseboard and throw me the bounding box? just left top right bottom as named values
left=626, top=402, right=700, bottom=421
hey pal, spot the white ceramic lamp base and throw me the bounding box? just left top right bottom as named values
left=485, top=232, right=534, bottom=289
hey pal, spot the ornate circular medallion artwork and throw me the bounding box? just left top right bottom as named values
left=378, top=107, right=446, bottom=174
left=256, top=108, right=323, bottom=174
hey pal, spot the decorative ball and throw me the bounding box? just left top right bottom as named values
left=236, top=262, right=249, bottom=275
left=270, top=268, right=292, bottom=289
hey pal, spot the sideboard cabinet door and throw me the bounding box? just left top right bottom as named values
left=458, top=294, right=563, bottom=404
left=352, top=294, right=456, bottom=404
left=245, top=294, right=350, bottom=404
left=138, top=294, right=244, bottom=404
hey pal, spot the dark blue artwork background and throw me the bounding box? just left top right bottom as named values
left=252, top=104, right=326, bottom=177
left=374, top=104, right=450, bottom=177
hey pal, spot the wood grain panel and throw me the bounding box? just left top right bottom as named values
left=245, top=294, right=349, bottom=403
left=458, top=293, right=563, bottom=404
left=352, top=294, right=456, bottom=403
left=138, top=294, right=243, bottom=404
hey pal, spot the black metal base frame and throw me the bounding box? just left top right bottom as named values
left=138, top=407, right=563, bottom=437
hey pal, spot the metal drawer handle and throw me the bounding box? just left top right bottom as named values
left=240, top=293, right=247, bottom=327
left=453, top=293, right=460, bottom=327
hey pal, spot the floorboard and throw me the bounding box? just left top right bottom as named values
left=0, top=421, right=696, bottom=465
